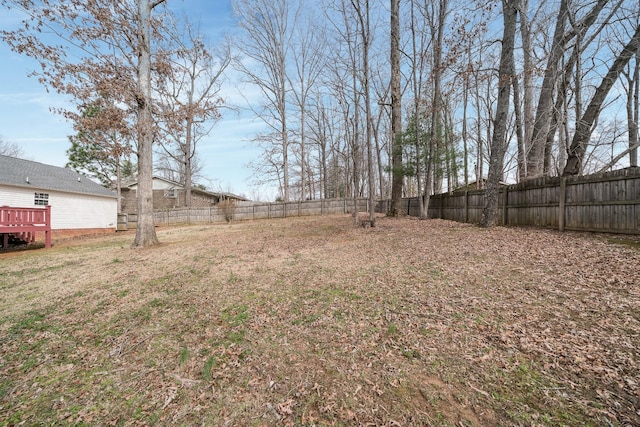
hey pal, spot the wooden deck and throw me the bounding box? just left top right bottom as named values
left=0, top=205, right=51, bottom=249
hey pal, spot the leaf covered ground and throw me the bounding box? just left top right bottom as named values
left=0, top=215, right=639, bottom=426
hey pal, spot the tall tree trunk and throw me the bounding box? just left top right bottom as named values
left=529, top=0, right=609, bottom=177
left=630, top=50, right=639, bottom=167
left=133, top=0, right=161, bottom=247
left=527, top=0, right=569, bottom=178
left=513, top=74, right=526, bottom=181
left=373, top=104, right=386, bottom=200
left=445, top=107, right=458, bottom=189
left=363, top=1, right=375, bottom=224
left=352, top=74, right=360, bottom=225
left=350, top=0, right=375, bottom=225
left=409, top=0, right=426, bottom=218
left=563, top=24, right=640, bottom=176
left=185, top=114, right=193, bottom=208
left=543, top=107, right=557, bottom=175
left=281, top=76, right=289, bottom=201
left=321, top=107, right=330, bottom=198
left=389, top=0, right=403, bottom=216
left=474, top=65, right=484, bottom=188
left=480, top=0, right=517, bottom=227
left=116, top=152, right=122, bottom=214
left=462, top=50, right=470, bottom=189
left=519, top=0, right=534, bottom=178
left=300, top=103, right=306, bottom=200
left=427, top=0, right=448, bottom=197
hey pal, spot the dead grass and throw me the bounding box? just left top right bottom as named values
left=1, top=215, right=639, bottom=426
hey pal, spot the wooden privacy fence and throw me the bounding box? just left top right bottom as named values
left=118, top=169, right=638, bottom=234
left=119, top=198, right=372, bottom=229
left=381, top=168, right=640, bottom=234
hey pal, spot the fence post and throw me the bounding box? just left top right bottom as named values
left=464, top=191, right=469, bottom=223
left=559, top=178, right=566, bottom=232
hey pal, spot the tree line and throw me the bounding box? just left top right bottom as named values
left=1, top=0, right=638, bottom=245
left=235, top=0, right=639, bottom=226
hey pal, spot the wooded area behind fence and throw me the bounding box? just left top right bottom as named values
left=380, top=168, right=639, bottom=234
left=119, top=168, right=639, bottom=235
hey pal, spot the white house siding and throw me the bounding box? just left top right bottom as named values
left=0, top=185, right=116, bottom=230
left=51, top=192, right=116, bottom=229
left=0, top=185, right=34, bottom=207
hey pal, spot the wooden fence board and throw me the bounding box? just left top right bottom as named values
left=415, top=168, right=639, bottom=234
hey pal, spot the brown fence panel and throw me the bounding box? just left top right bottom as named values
left=418, top=168, right=640, bottom=234
left=506, top=177, right=562, bottom=228
left=561, top=169, right=640, bottom=233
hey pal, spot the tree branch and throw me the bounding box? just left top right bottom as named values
left=596, top=141, right=640, bottom=173
left=151, top=0, right=166, bottom=9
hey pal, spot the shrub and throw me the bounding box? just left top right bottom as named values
left=218, top=199, right=236, bottom=222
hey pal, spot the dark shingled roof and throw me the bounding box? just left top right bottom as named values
left=0, top=155, right=116, bottom=198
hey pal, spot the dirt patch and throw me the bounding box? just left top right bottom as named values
left=0, top=215, right=638, bottom=426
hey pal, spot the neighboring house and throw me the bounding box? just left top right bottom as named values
left=0, top=155, right=118, bottom=240
left=120, top=176, right=248, bottom=212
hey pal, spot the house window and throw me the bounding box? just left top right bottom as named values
left=34, top=192, right=49, bottom=206
left=165, top=189, right=177, bottom=198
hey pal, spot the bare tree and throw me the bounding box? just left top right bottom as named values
left=0, top=137, right=24, bottom=158
left=627, top=46, right=639, bottom=167
left=324, top=0, right=364, bottom=224
left=424, top=0, right=450, bottom=208
left=289, top=16, right=326, bottom=200
left=405, top=0, right=432, bottom=218
left=307, top=93, right=332, bottom=198
left=527, top=0, right=611, bottom=178
left=156, top=22, right=231, bottom=207
left=480, top=0, right=517, bottom=227
left=350, top=0, right=376, bottom=225
left=563, top=23, right=640, bottom=175
left=608, top=8, right=640, bottom=170
left=134, top=0, right=166, bottom=247
left=154, top=146, right=204, bottom=185
left=370, top=67, right=391, bottom=202
left=233, top=0, right=299, bottom=202
left=388, top=0, right=403, bottom=217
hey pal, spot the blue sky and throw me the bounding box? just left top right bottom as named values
left=0, top=0, right=271, bottom=200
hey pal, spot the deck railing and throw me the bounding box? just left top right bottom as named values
left=0, top=205, right=52, bottom=248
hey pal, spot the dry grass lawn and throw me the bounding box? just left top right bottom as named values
left=0, top=215, right=639, bottom=426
